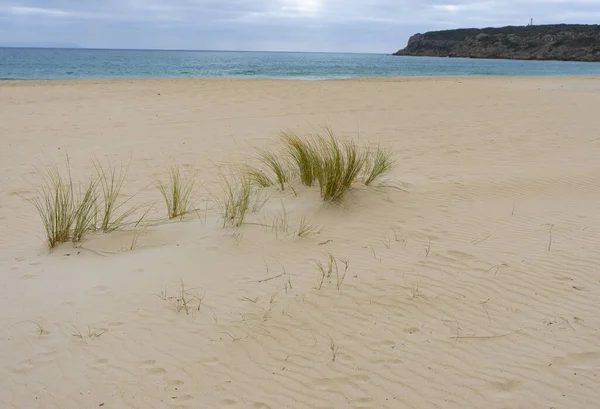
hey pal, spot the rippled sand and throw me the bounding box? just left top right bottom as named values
left=1, top=76, right=600, bottom=409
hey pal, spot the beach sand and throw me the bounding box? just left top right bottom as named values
left=1, top=76, right=600, bottom=408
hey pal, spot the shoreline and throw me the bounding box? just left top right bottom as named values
left=2, top=74, right=600, bottom=86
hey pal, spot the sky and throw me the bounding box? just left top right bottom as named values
left=0, top=1, right=600, bottom=52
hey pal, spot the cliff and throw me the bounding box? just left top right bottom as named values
left=394, top=24, right=600, bottom=62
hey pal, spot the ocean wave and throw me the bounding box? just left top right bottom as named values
left=229, top=69, right=259, bottom=75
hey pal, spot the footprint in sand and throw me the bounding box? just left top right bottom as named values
left=140, top=360, right=167, bottom=374
left=251, top=403, right=272, bottom=409
left=552, top=351, right=600, bottom=367
left=487, top=379, right=521, bottom=393
left=172, top=394, right=193, bottom=401
left=404, top=327, right=420, bottom=334
left=10, top=359, right=35, bottom=374
left=446, top=250, right=476, bottom=261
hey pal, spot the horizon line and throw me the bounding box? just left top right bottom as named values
left=0, top=46, right=386, bottom=55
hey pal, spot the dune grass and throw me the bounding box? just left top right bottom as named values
left=314, top=131, right=368, bottom=202
left=243, top=128, right=394, bottom=203
left=297, top=216, right=322, bottom=237
left=245, top=165, right=274, bottom=188
left=280, top=131, right=319, bottom=187
left=219, top=166, right=270, bottom=228
left=364, top=145, right=396, bottom=186
left=128, top=206, right=153, bottom=251
left=258, top=149, right=288, bottom=191
left=272, top=129, right=385, bottom=202
left=157, top=164, right=197, bottom=220
left=30, top=128, right=393, bottom=247
left=31, top=165, right=77, bottom=249
left=31, top=162, right=103, bottom=248
left=72, top=178, right=100, bottom=243
left=266, top=201, right=289, bottom=238
left=316, top=253, right=349, bottom=290
left=93, top=159, right=136, bottom=231
left=219, top=168, right=252, bottom=227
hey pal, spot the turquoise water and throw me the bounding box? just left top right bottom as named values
left=2, top=48, right=600, bottom=80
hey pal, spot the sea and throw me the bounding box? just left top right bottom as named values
left=2, top=47, right=600, bottom=80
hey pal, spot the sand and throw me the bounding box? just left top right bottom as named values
left=1, top=76, right=600, bottom=408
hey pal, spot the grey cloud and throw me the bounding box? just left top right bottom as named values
left=1, top=0, right=599, bottom=52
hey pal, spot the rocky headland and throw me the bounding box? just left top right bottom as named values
left=394, top=24, right=600, bottom=62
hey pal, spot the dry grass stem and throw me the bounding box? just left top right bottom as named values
left=316, top=253, right=348, bottom=290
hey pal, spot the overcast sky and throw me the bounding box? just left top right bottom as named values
left=1, top=0, right=599, bottom=52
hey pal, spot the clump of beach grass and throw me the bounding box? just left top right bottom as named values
left=219, top=167, right=253, bottom=227
left=31, top=161, right=118, bottom=248
left=72, top=178, right=100, bottom=243
left=363, top=144, right=395, bottom=186
left=157, top=164, right=197, bottom=220
left=219, top=166, right=270, bottom=228
left=31, top=164, right=76, bottom=249
left=258, top=149, right=289, bottom=191
left=280, top=131, right=319, bottom=187
left=31, top=162, right=103, bottom=248
left=297, top=216, right=322, bottom=237
left=316, top=253, right=349, bottom=290
left=246, top=128, right=394, bottom=203
left=93, top=159, right=137, bottom=232
left=314, top=130, right=368, bottom=202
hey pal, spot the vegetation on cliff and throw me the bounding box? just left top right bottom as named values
left=394, top=24, right=600, bottom=62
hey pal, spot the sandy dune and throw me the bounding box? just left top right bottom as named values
left=1, top=77, right=600, bottom=408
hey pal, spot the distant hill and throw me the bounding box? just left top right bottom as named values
left=394, top=24, right=600, bottom=62
left=0, top=42, right=82, bottom=49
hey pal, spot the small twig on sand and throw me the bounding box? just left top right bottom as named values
left=485, top=263, right=508, bottom=276
left=481, top=299, right=491, bottom=326
left=473, top=235, right=491, bottom=245
left=454, top=318, right=460, bottom=340
left=560, top=317, right=575, bottom=332
left=369, top=245, right=382, bottom=262
left=257, top=274, right=283, bottom=284
left=453, top=330, right=521, bottom=340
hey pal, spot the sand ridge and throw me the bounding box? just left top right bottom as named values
left=1, top=77, right=600, bottom=408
